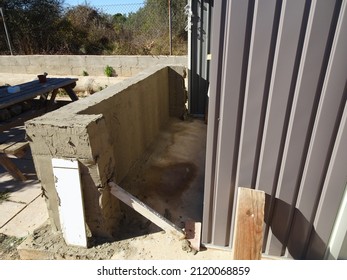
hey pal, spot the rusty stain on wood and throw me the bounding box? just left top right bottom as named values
left=232, top=187, right=265, bottom=260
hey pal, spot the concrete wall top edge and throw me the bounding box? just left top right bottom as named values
left=26, top=64, right=182, bottom=128
left=0, top=55, right=187, bottom=58
left=25, top=112, right=103, bottom=128
left=76, top=64, right=176, bottom=115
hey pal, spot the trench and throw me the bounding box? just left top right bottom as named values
left=115, top=117, right=207, bottom=240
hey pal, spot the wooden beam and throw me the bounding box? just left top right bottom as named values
left=63, top=84, right=78, bottom=101
left=232, top=187, right=265, bottom=260
left=185, top=219, right=201, bottom=251
left=0, top=154, right=26, bottom=181
left=109, top=181, right=185, bottom=239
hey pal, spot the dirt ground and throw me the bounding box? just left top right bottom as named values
left=15, top=220, right=234, bottom=260
left=0, top=233, right=23, bottom=260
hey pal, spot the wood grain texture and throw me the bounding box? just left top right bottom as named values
left=232, top=187, right=265, bottom=260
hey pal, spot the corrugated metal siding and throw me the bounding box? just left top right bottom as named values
left=203, top=0, right=347, bottom=259
left=188, top=0, right=212, bottom=115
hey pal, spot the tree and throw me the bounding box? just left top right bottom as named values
left=64, top=5, right=115, bottom=54
left=123, top=0, right=187, bottom=55
left=0, top=0, right=64, bottom=54
left=0, top=0, right=188, bottom=55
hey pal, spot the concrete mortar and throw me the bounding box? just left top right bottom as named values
left=0, top=55, right=187, bottom=77
left=25, top=65, right=187, bottom=240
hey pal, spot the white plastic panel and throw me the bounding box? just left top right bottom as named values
left=52, top=158, right=87, bottom=248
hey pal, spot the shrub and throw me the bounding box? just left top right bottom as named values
left=104, top=65, right=114, bottom=77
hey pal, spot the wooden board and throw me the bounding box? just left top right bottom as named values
left=185, top=219, right=202, bottom=251
left=109, top=182, right=185, bottom=239
left=232, top=187, right=265, bottom=260
left=0, top=154, right=26, bottom=181
left=0, top=78, right=78, bottom=109
left=52, top=158, right=87, bottom=248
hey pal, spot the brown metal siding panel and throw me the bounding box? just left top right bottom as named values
left=291, top=0, right=346, bottom=259
left=203, top=0, right=347, bottom=258
left=306, top=2, right=347, bottom=258
left=308, top=101, right=347, bottom=259
left=202, top=0, right=226, bottom=244
left=235, top=0, right=277, bottom=190
left=255, top=0, right=307, bottom=255
left=211, top=0, right=251, bottom=246
left=271, top=0, right=336, bottom=257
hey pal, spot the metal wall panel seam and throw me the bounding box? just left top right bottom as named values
left=227, top=0, right=256, bottom=248
left=304, top=0, right=347, bottom=258
left=202, top=0, right=226, bottom=244
left=254, top=0, right=308, bottom=255
left=296, top=0, right=345, bottom=259
left=211, top=0, right=250, bottom=246
left=234, top=0, right=276, bottom=191
left=279, top=0, right=337, bottom=258
left=324, top=103, right=347, bottom=259
left=271, top=0, right=334, bottom=256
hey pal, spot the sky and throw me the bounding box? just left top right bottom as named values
left=63, top=0, right=145, bottom=14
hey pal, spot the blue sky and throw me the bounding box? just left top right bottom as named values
left=63, top=0, right=145, bottom=14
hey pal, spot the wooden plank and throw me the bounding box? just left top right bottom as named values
left=52, top=158, right=87, bottom=248
left=0, top=78, right=78, bottom=109
left=4, top=141, right=29, bottom=157
left=232, top=187, right=265, bottom=260
left=185, top=219, right=202, bottom=251
left=0, top=129, right=28, bottom=157
left=0, top=101, right=69, bottom=133
left=63, top=84, right=78, bottom=101
left=0, top=154, right=26, bottom=181
left=109, top=181, right=185, bottom=239
left=48, top=89, right=59, bottom=108
left=0, top=128, right=24, bottom=144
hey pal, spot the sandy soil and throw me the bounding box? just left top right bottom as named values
left=15, top=221, right=233, bottom=260
left=0, top=233, right=23, bottom=260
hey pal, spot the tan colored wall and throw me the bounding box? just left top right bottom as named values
left=0, top=55, right=187, bottom=77
left=25, top=65, right=186, bottom=239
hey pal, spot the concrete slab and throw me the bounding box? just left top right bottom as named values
left=0, top=195, right=48, bottom=238
left=6, top=185, right=41, bottom=204
left=0, top=200, right=25, bottom=228
left=0, top=149, right=48, bottom=238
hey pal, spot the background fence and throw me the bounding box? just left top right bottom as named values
left=0, top=0, right=187, bottom=55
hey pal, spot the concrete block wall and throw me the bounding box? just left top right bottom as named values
left=25, top=65, right=186, bottom=240
left=0, top=55, right=187, bottom=77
